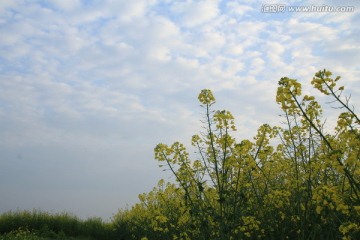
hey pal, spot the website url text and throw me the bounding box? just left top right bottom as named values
left=261, top=4, right=355, bottom=13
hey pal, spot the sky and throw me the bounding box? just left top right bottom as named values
left=0, top=0, right=359, bottom=220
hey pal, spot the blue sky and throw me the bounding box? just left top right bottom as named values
left=0, top=0, right=359, bottom=220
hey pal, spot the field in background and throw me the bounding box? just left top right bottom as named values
left=0, top=210, right=116, bottom=240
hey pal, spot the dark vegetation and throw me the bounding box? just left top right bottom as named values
left=0, top=210, right=116, bottom=240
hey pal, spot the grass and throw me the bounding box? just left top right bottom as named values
left=0, top=210, right=116, bottom=240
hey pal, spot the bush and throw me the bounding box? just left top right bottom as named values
left=0, top=227, right=46, bottom=240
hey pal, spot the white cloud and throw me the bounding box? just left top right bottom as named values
left=171, top=0, right=220, bottom=27
left=286, top=19, right=337, bottom=42
left=248, top=57, right=265, bottom=76
left=224, top=43, right=244, bottom=55
left=0, top=0, right=19, bottom=14
left=50, top=0, right=81, bottom=11
left=226, top=1, right=254, bottom=16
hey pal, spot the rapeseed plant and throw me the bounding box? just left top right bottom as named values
left=114, top=69, right=359, bottom=240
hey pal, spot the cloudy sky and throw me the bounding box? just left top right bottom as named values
left=0, top=0, right=359, bottom=220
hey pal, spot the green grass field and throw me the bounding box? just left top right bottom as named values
left=0, top=210, right=116, bottom=240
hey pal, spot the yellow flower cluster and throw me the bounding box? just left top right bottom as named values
left=311, top=69, right=338, bottom=95
left=312, top=186, right=349, bottom=216
left=339, top=222, right=360, bottom=240
left=264, top=190, right=291, bottom=209
left=198, top=89, right=215, bottom=105
left=236, top=216, right=264, bottom=239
